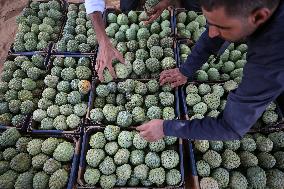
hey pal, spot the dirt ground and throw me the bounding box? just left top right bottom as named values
left=0, top=0, right=121, bottom=65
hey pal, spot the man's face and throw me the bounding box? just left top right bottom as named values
left=202, top=7, right=256, bottom=42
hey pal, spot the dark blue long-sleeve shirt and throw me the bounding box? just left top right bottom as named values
left=164, top=1, right=284, bottom=140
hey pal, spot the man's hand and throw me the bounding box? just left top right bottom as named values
left=144, top=0, right=171, bottom=25
left=136, top=119, right=165, bottom=142
left=96, top=39, right=125, bottom=81
left=160, top=68, right=188, bottom=88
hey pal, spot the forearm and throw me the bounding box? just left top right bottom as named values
left=180, top=28, right=225, bottom=79
left=89, top=12, right=109, bottom=44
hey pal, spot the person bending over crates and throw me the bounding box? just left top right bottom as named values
left=85, top=0, right=200, bottom=81
left=137, top=0, right=284, bottom=141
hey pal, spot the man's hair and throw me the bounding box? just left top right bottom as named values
left=199, top=0, right=280, bottom=16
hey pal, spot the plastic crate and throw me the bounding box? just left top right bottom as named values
left=27, top=54, right=96, bottom=135
left=84, top=78, right=181, bottom=127
left=180, top=82, right=284, bottom=133
left=0, top=52, right=51, bottom=131
left=9, top=0, right=67, bottom=54
left=0, top=128, right=80, bottom=189
left=52, top=2, right=99, bottom=55
left=77, top=126, right=185, bottom=188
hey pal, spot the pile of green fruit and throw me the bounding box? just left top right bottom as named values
left=103, top=10, right=176, bottom=81
left=185, top=81, right=238, bottom=120
left=14, top=0, right=63, bottom=52
left=180, top=43, right=247, bottom=83
left=0, top=128, right=75, bottom=189
left=176, top=11, right=206, bottom=41
left=194, top=131, right=284, bottom=189
left=0, top=55, right=47, bottom=127
left=90, top=79, right=176, bottom=127
left=55, top=3, right=98, bottom=53
left=83, top=125, right=181, bottom=188
left=32, top=56, right=93, bottom=130
left=185, top=82, right=280, bottom=127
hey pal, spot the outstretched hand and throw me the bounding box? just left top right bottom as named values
left=136, top=119, right=165, bottom=142
left=96, top=40, right=125, bottom=81
left=160, top=68, right=188, bottom=88
left=144, top=0, right=170, bottom=25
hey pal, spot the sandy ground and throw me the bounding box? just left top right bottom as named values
left=0, top=0, right=120, bottom=65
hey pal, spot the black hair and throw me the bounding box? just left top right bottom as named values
left=199, top=0, right=280, bottom=16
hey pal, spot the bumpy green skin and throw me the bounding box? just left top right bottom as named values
left=266, top=169, right=284, bottom=189
left=10, top=153, right=31, bottom=173
left=159, top=92, right=174, bottom=106
left=43, top=158, right=62, bottom=174
left=221, top=149, right=240, bottom=169
left=86, top=149, right=105, bottom=168
left=0, top=128, right=21, bottom=148
left=199, top=177, right=219, bottom=189
left=268, top=131, right=284, bottom=148
left=49, top=169, right=68, bottom=189
left=196, top=160, right=210, bottom=177
left=27, top=139, right=43, bottom=156
left=14, top=171, right=34, bottom=189
left=194, top=140, right=209, bottom=153
left=103, top=104, right=119, bottom=122
left=118, top=131, right=133, bottom=148
left=246, top=166, right=266, bottom=189
left=104, top=125, right=120, bottom=141
left=130, top=149, right=144, bottom=165
left=147, top=106, right=162, bottom=119
left=203, top=93, right=220, bottom=110
left=240, top=137, right=256, bottom=152
left=161, top=57, right=176, bottom=70
left=163, top=107, right=175, bottom=120
left=193, top=102, right=207, bottom=115
left=84, top=168, right=100, bottom=185
left=116, top=164, right=132, bottom=180
left=132, top=107, right=146, bottom=123
left=224, top=140, right=240, bottom=151
left=90, top=108, right=104, bottom=123
left=0, top=169, right=18, bottom=189
left=133, top=164, right=149, bottom=180
left=105, top=142, right=119, bottom=156
left=41, top=137, right=59, bottom=155
left=239, top=151, right=258, bottom=167
left=161, top=150, right=179, bottom=169
left=202, top=150, right=222, bottom=169
left=149, top=167, right=166, bottom=185
left=149, top=139, right=165, bottom=152
left=99, top=156, right=116, bottom=175
left=100, top=174, right=117, bottom=189
left=133, top=132, right=148, bottom=149
left=32, top=153, right=49, bottom=170
left=186, top=93, right=201, bottom=106
left=116, top=111, right=133, bottom=127
left=53, top=141, right=74, bottom=162
left=255, top=136, right=273, bottom=152
left=229, top=171, right=248, bottom=189
left=211, top=168, right=229, bottom=188
left=89, top=132, right=106, bottom=149
left=33, top=171, right=50, bottom=189
left=3, top=148, right=18, bottom=161
left=257, top=152, right=276, bottom=169
left=145, top=152, right=160, bottom=168
left=114, top=148, right=130, bottom=165
left=262, top=110, right=278, bottom=125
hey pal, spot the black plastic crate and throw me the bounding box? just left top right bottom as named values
left=27, top=54, right=96, bottom=135
left=84, top=78, right=181, bottom=127
left=77, top=126, right=185, bottom=188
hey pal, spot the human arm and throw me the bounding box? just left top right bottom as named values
left=160, top=28, right=225, bottom=87
left=139, top=57, right=284, bottom=141
left=85, top=0, right=125, bottom=81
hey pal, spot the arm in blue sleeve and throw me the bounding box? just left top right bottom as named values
left=165, top=61, right=284, bottom=140
left=179, top=28, right=225, bottom=80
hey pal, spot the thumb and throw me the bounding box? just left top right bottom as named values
left=115, top=50, right=125, bottom=64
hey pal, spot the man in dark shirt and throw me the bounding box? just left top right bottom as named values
left=137, top=0, right=284, bottom=141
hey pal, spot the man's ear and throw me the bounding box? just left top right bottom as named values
left=249, top=8, right=271, bottom=27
